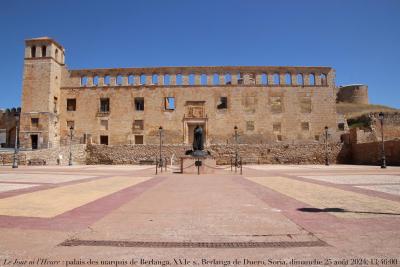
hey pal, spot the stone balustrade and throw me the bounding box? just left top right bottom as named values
left=68, top=66, right=334, bottom=88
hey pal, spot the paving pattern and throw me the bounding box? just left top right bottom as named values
left=0, top=164, right=399, bottom=263
left=0, top=183, right=39, bottom=193
left=246, top=176, right=400, bottom=218
left=0, top=176, right=151, bottom=218
left=356, top=184, right=400, bottom=196
left=300, top=174, right=400, bottom=185
left=0, top=173, right=96, bottom=184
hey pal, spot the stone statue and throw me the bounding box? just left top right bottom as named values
left=193, top=125, right=204, bottom=151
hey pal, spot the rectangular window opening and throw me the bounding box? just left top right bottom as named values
left=133, top=120, right=144, bottom=130
left=165, top=97, right=175, bottom=110
left=135, top=135, right=144, bottom=144
left=67, top=98, right=76, bottom=111
left=135, top=97, right=144, bottom=111
left=31, top=118, right=39, bottom=128
left=217, top=97, right=227, bottom=109
left=100, top=98, right=110, bottom=113
left=100, top=135, right=109, bottom=145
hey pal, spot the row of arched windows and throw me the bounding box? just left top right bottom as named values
left=80, top=72, right=328, bottom=87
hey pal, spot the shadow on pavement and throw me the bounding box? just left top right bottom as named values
left=297, top=207, right=400, bottom=216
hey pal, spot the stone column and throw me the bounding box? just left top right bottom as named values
left=243, top=73, right=250, bottom=85
left=268, top=73, right=274, bottom=85
left=146, top=74, right=152, bottom=85
left=195, top=73, right=201, bottom=85
left=279, top=73, right=285, bottom=85
left=170, top=74, right=176, bottom=85
left=231, top=73, right=238, bottom=85
left=110, top=76, right=116, bottom=86
left=25, top=46, right=31, bottom=58
left=134, top=75, right=140, bottom=86
left=182, top=74, right=189, bottom=85
left=219, top=73, right=225, bottom=85
left=291, top=73, right=297, bottom=85
left=122, top=75, right=128, bottom=86
left=207, top=74, right=213, bottom=85
left=98, top=76, right=104, bottom=86
left=304, top=73, right=310, bottom=86
left=256, top=73, right=262, bottom=84
left=158, top=74, right=164, bottom=86
left=87, top=76, right=93, bottom=87
left=315, top=73, right=321, bottom=86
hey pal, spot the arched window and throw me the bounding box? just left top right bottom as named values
left=189, top=74, right=195, bottom=85
left=176, top=74, right=182, bottom=85
left=297, top=74, right=304, bottom=85
left=261, top=73, right=268, bottom=85
left=31, top=46, right=36, bottom=58
left=164, top=74, right=170, bottom=85
left=55, top=49, right=58, bottom=60
left=140, top=74, right=146, bottom=85
left=225, top=73, right=232, bottom=85
left=81, top=76, right=88, bottom=86
left=152, top=74, right=158, bottom=85
left=93, top=75, right=99, bottom=86
left=201, top=74, right=207, bottom=85
left=128, top=74, right=134, bottom=85
left=285, top=73, right=291, bottom=85
left=41, top=46, right=46, bottom=57
left=273, top=73, right=280, bottom=85
left=104, top=75, right=110, bottom=85
left=309, top=73, right=315, bottom=85
left=213, top=73, right=219, bottom=85
left=116, top=75, right=123, bottom=85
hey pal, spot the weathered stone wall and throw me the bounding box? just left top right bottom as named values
left=86, top=142, right=351, bottom=165
left=0, top=145, right=86, bottom=166
left=351, top=140, right=400, bottom=166
left=336, top=85, right=369, bottom=104
left=371, top=112, right=400, bottom=141
left=23, top=144, right=87, bottom=165
left=0, top=152, right=26, bottom=165
left=0, top=108, right=19, bottom=147
left=20, top=37, right=344, bottom=150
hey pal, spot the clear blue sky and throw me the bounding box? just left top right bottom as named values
left=0, top=0, right=399, bottom=108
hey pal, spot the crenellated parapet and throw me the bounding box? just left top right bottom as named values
left=65, top=66, right=335, bottom=88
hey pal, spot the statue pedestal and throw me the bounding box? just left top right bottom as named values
left=180, top=156, right=216, bottom=174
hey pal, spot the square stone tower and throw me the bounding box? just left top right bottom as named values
left=19, top=37, right=66, bottom=149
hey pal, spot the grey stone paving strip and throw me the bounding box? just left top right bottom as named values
left=59, top=239, right=328, bottom=249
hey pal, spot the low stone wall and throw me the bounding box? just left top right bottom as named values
left=86, top=142, right=351, bottom=165
left=0, top=145, right=87, bottom=166
left=352, top=140, right=400, bottom=166
left=23, top=144, right=87, bottom=165
left=0, top=152, right=26, bottom=165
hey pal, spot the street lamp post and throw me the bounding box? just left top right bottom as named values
left=324, top=126, right=329, bottom=166
left=68, top=126, right=74, bottom=166
left=159, top=126, right=163, bottom=172
left=12, top=112, right=20, bottom=169
left=234, top=126, right=238, bottom=172
left=378, top=112, right=386, bottom=169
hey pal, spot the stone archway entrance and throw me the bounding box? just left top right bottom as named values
left=183, top=101, right=208, bottom=145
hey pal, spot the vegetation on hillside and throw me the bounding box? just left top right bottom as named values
left=336, top=102, right=398, bottom=119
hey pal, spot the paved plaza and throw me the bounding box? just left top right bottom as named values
left=0, top=164, right=399, bottom=266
